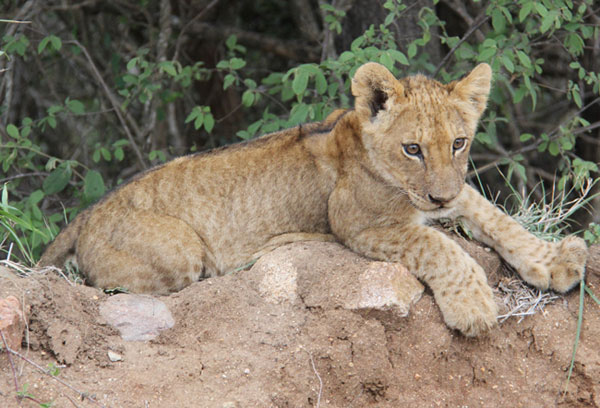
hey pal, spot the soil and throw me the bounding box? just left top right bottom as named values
left=1, top=241, right=599, bottom=408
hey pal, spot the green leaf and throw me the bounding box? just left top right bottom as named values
left=540, top=14, right=554, bottom=33
left=478, top=48, right=496, bottom=61
left=43, top=165, right=72, bottom=195
left=292, top=69, right=309, bottom=96
left=491, top=8, right=506, bottom=32
left=388, top=49, right=409, bottom=65
left=534, top=2, right=548, bottom=17
left=548, top=141, right=559, bottom=156
left=519, top=2, right=533, bottom=22
left=194, top=113, right=204, bottom=130
left=28, top=189, right=45, bottom=206
left=114, top=148, right=124, bottom=161
left=501, top=54, right=514, bottom=73
left=223, top=74, right=236, bottom=90
left=185, top=106, right=201, bottom=124
left=50, top=36, right=62, bottom=51
left=83, top=170, right=105, bottom=202
left=229, top=58, right=246, bottom=70
left=314, top=70, right=328, bottom=95
left=159, top=61, right=177, bottom=76
left=6, top=124, right=19, bottom=139
left=519, top=133, right=534, bottom=142
left=242, top=90, right=255, bottom=107
left=288, top=103, right=310, bottom=125
left=204, top=113, right=215, bottom=133
left=407, top=43, right=417, bottom=59
left=66, top=99, right=85, bottom=114
left=38, top=35, right=61, bottom=54
left=98, top=147, right=109, bottom=161
left=126, top=57, right=139, bottom=71
left=37, top=37, right=50, bottom=54
left=379, top=52, right=394, bottom=70
left=572, top=88, right=582, bottom=108
left=516, top=50, right=531, bottom=68
left=225, top=35, right=237, bottom=50
left=216, top=60, right=230, bottom=70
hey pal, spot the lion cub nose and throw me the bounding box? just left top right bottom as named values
left=428, top=194, right=454, bottom=206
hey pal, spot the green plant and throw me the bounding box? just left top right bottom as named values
left=1, top=1, right=598, bottom=267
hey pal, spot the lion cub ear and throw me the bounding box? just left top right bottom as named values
left=449, top=63, right=492, bottom=123
left=352, top=63, right=404, bottom=121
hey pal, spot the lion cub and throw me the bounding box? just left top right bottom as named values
left=40, top=62, right=587, bottom=336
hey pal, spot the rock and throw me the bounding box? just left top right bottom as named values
left=99, top=294, right=174, bottom=341
left=108, top=350, right=123, bottom=362
left=249, top=242, right=424, bottom=326
left=0, top=295, right=26, bottom=351
left=255, top=257, right=298, bottom=304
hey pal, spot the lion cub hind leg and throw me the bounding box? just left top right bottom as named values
left=77, top=211, right=208, bottom=294
left=455, top=185, right=587, bottom=293
left=347, top=225, right=498, bottom=337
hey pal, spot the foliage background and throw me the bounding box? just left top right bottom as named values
left=1, top=0, right=599, bottom=262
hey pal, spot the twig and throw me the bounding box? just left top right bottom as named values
left=433, top=15, right=490, bottom=78
left=3, top=341, right=106, bottom=407
left=0, top=19, right=32, bottom=24
left=471, top=96, right=600, bottom=176
left=1, top=329, right=47, bottom=405
left=173, top=0, right=222, bottom=62
left=189, top=22, right=320, bottom=62
left=68, top=40, right=148, bottom=169
left=304, top=348, right=323, bottom=408
left=0, top=171, right=48, bottom=184
left=1, top=329, right=20, bottom=396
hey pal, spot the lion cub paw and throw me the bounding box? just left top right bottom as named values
left=549, top=236, right=588, bottom=293
left=437, top=268, right=498, bottom=337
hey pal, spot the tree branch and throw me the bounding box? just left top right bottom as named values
left=69, top=40, right=148, bottom=169
left=189, top=22, right=320, bottom=62
left=433, top=14, right=490, bottom=78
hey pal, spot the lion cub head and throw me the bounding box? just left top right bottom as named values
left=352, top=62, right=492, bottom=212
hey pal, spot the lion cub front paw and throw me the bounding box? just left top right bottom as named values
left=549, top=236, right=588, bottom=293
left=437, top=269, right=498, bottom=337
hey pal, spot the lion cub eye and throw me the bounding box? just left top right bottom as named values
left=452, top=138, right=467, bottom=152
left=403, top=144, right=422, bottom=158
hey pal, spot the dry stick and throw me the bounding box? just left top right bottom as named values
left=69, top=40, right=148, bottom=170
left=433, top=15, right=491, bottom=78
left=470, top=96, right=600, bottom=177
left=65, top=393, right=84, bottom=408
left=0, top=329, right=45, bottom=405
left=1, top=329, right=19, bottom=395
left=1, top=340, right=106, bottom=408
left=306, top=349, right=323, bottom=408
left=173, top=0, right=222, bottom=62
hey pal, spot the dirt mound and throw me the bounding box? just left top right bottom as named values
left=1, top=242, right=599, bottom=407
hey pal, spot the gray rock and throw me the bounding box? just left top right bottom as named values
left=99, top=294, right=174, bottom=341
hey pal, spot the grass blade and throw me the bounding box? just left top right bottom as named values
left=584, top=285, right=600, bottom=306
left=564, top=280, right=585, bottom=394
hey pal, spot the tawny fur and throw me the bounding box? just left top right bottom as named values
left=40, top=63, right=588, bottom=336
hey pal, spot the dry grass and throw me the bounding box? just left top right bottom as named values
left=495, top=275, right=560, bottom=323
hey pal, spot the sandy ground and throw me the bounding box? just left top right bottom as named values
left=1, top=241, right=599, bottom=408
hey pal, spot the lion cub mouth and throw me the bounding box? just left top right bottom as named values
left=408, top=191, right=458, bottom=213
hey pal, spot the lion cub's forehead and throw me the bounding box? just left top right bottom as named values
left=397, top=74, right=449, bottom=105
left=386, top=74, right=463, bottom=143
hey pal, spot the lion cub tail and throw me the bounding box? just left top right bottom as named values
left=38, top=210, right=88, bottom=268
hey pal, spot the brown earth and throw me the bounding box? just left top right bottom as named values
left=1, top=240, right=599, bottom=408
